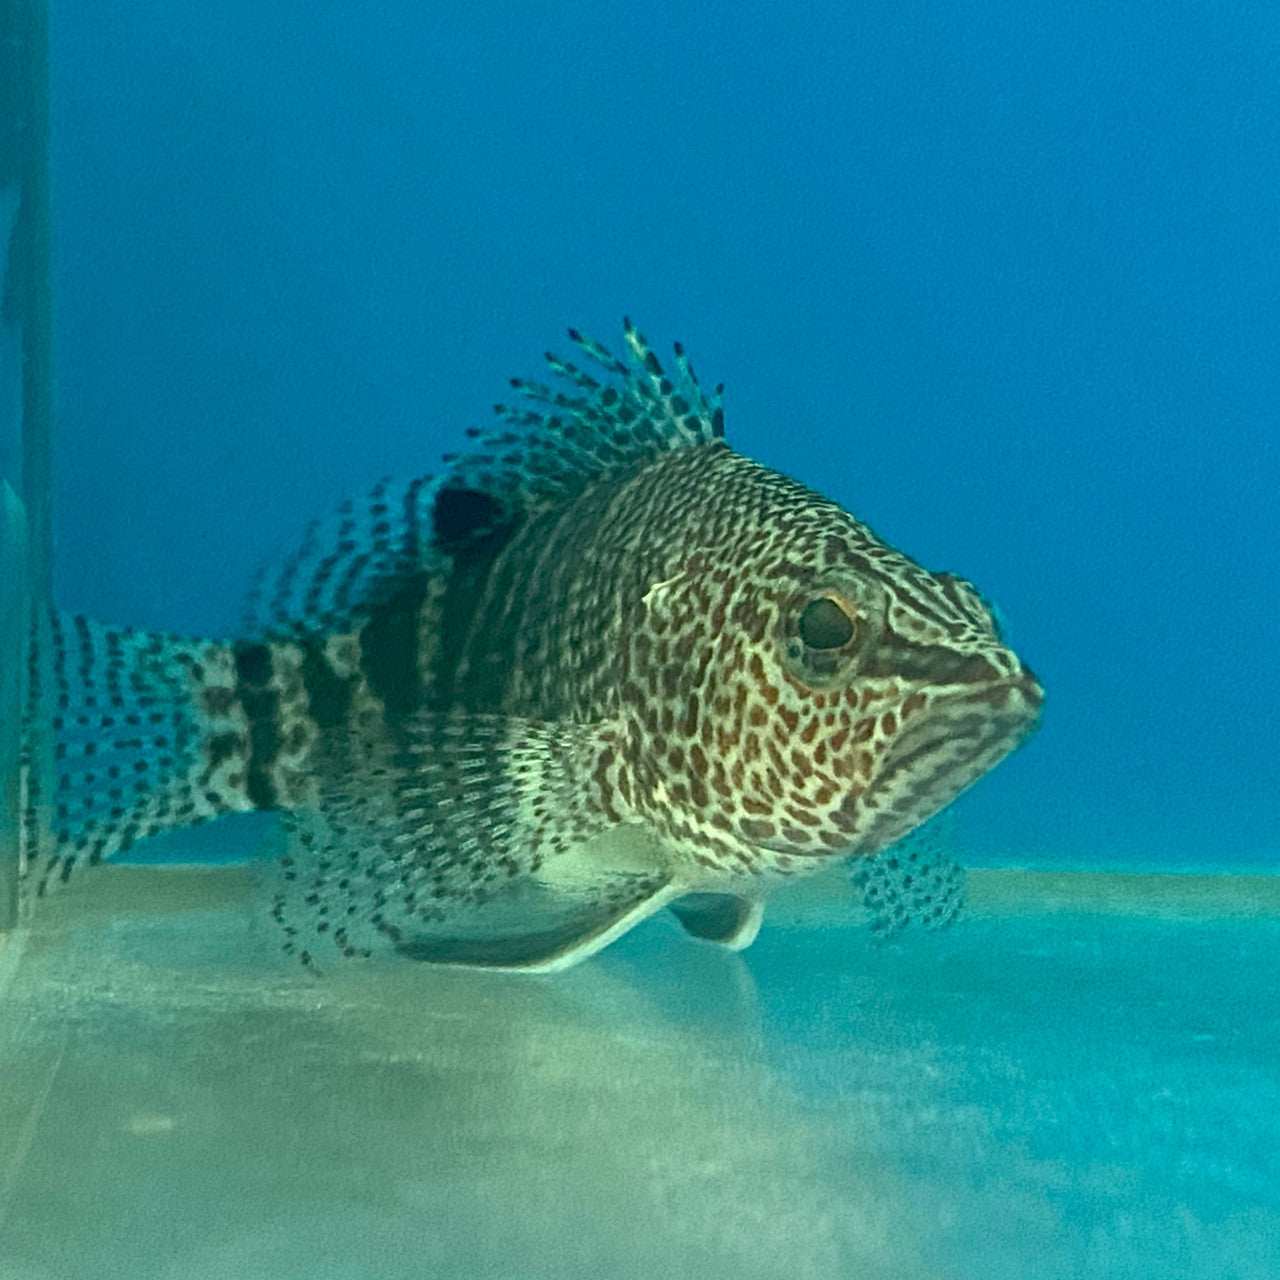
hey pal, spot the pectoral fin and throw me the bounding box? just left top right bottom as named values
left=851, top=812, right=965, bottom=935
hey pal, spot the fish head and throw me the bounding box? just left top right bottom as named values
left=631, top=455, right=1043, bottom=869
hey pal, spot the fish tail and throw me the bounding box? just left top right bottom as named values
left=22, top=607, right=262, bottom=895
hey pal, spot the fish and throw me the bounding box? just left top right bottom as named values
left=18, top=321, right=1043, bottom=971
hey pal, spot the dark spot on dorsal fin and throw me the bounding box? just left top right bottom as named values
left=433, top=487, right=500, bottom=544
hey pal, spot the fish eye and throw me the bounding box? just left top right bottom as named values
left=797, top=597, right=855, bottom=650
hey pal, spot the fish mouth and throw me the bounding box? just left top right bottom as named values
left=853, top=672, right=1043, bottom=852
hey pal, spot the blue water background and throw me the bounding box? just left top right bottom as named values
left=34, top=1, right=1279, bottom=870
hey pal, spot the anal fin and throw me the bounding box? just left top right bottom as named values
left=396, top=874, right=678, bottom=972
left=271, top=711, right=683, bottom=972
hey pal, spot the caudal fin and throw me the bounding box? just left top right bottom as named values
left=22, top=608, right=258, bottom=895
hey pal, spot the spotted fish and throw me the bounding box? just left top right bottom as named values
left=19, top=322, right=1043, bottom=970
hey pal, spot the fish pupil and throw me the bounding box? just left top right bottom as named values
left=797, top=597, right=854, bottom=650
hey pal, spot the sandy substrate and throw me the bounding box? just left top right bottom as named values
left=1, top=863, right=1276, bottom=1280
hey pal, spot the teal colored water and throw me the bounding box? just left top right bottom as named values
left=41, top=0, right=1279, bottom=870
left=1, top=866, right=1276, bottom=1280
left=2, top=4, right=1277, bottom=1279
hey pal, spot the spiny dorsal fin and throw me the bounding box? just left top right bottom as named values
left=440, top=319, right=725, bottom=520
left=242, top=322, right=724, bottom=641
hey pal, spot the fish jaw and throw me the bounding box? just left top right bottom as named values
left=722, top=660, right=1043, bottom=867
left=834, top=667, right=1044, bottom=856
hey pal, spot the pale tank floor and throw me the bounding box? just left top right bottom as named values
left=1, top=860, right=1277, bottom=1280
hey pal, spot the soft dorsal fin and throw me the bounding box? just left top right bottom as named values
left=242, top=474, right=437, bottom=639
left=243, top=321, right=724, bottom=640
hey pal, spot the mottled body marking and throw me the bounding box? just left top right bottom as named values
left=22, top=322, right=1042, bottom=970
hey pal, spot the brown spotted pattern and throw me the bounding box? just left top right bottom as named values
left=23, top=323, right=1042, bottom=968
left=444, top=438, right=1042, bottom=894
